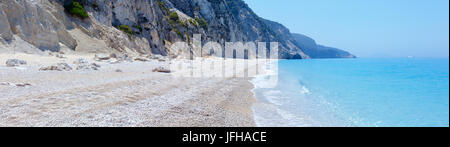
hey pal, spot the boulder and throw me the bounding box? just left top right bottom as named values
left=76, top=64, right=88, bottom=70
left=134, top=57, right=149, bottom=62
left=91, top=63, right=101, bottom=68
left=90, top=63, right=101, bottom=70
left=150, top=55, right=169, bottom=62
left=117, top=54, right=133, bottom=62
left=6, top=59, right=27, bottom=67
left=56, top=63, right=73, bottom=71
left=55, top=53, right=66, bottom=58
left=152, top=67, right=171, bottom=73
left=0, top=82, right=14, bottom=86
left=15, top=83, right=31, bottom=87
left=73, top=58, right=89, bottom=64
left=95, top=54, right=111, bottom=61
left=0, top=82, right=31, bottom=87
left=40, top=63, right=73, bottom=71
left=76, top=63, right=101, bottom=70
left=110, top=53, right=118, bottom=59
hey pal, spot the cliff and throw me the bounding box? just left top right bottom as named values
left=292, top=33, right=356, bottom=58
left=0, top=0, right=351, bottom=59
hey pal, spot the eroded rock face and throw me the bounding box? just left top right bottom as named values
left=0, top=0, right=317, bottom=59
left=1, top=0, right=67, bottom=51
left=0, top=0, right=151, bottom=54
left=0, top=6, right=13, bottom=42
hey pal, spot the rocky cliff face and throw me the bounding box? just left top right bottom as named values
left=0, top=0, right=345, bottom=59
left=292, top=33, right=356, bottom=58
left=0, top=0, right=78, bottom=51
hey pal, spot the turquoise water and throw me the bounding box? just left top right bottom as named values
left=252, top=58, right=449, bottom=127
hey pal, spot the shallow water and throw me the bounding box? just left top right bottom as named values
left=252, top=58, right=449, bottom=127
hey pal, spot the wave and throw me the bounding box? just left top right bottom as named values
left=251, top=61, right=316, bottom=127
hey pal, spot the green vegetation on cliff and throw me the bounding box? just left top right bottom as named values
left=117, top=25, right=133, bottom=36
left=168, top=12, right=180, bottom=25
left=194, top=18, right=208, bottom=29
left=65, top=2, right=89, bottom=19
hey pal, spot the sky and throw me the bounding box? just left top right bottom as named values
left=244, top=0, right=449, bottom=58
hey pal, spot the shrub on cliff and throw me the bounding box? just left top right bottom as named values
left=65, top=2, right=89, bottom=19
left=168, top=12, right=180, bottom=24
left=117, top=25, right=133, bottom=36
left=134, top=24, right=143, bottom=33
left=188, top=19, right=197, bottom=26
left=172, top=28, right=184, bottom=39
left=195, top=18, right=208, bottom=29
left=158, top=0, right=170, bottom=13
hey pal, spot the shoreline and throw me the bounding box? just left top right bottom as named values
left=0, top=52, right=258, bottom=127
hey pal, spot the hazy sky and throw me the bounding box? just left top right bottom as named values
left=244, top=0, right=449, bottom=58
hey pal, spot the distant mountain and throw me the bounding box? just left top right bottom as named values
left=292, top=33, right=356, bottom=58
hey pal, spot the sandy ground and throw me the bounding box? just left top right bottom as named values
left=0, top=52, right=258, bottom=127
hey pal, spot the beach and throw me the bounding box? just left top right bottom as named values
left=0, top=52, right=258, bottom=127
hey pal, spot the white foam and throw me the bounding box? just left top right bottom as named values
left=262, top=90, right=283, bottom=106
left=300, top=86, right=311, bottom=94
left=250, top=60, right=325, bottom=127
left=251, top=60, right=279, bottom=89
left=252, top=102, right=314, bottom=127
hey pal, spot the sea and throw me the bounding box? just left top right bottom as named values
left=252, top=58, right=449, bottom=127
